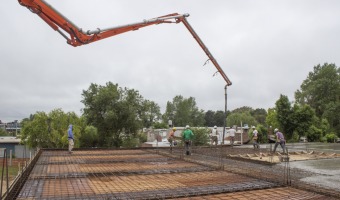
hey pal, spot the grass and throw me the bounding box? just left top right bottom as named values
left=0, top=165, right=20, bottom=182
left=0, top=165, right=20, bottom=195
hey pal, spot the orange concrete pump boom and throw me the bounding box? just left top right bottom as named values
left=18, top=0, right=232, bottom=86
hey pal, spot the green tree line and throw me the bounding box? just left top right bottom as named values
left=19, top=63, right=339, bottom=148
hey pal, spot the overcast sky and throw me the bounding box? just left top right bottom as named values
left=1, top=0, right=340, bottom=122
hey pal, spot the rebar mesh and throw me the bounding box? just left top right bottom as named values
left=8, top=147, right=338, bottom=199
left=157, top=145, right=340, bottom=198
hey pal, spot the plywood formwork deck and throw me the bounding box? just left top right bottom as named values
left=10, top=149, right=337, bottom=199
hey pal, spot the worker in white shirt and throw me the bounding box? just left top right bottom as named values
left=252, top=126, right=260, bottom=149
left=228, top=126, right=236, bottom=147
left=210, top=126, right=219, bottom=145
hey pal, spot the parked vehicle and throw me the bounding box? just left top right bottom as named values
left=299, top=136, right=308, bottom=143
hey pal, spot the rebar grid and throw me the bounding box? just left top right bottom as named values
left=15, top=149, right=277, bottom=199
left=10, top=148, right=338, bottom=199
left=157, top=146, right=340, bottom=198
left=176, top=187, right=336, bottom=200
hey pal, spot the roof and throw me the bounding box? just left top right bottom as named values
left=0, top=137, right=21, bottom=144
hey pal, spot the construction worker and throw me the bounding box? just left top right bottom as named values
left=168, top=127, right=176, bottom=151
left=252, top=126, right=260, bottom=149
left=273, top=128, right=286, bottom=154
left=228, top=125, right=236, bottom=147
left=68, top=124, right=74, bottom=154
left=182, top=125, right=194, bottom=155
left=210, top=126, right=218, bottom=145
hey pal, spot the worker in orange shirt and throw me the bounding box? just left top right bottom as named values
left=168, top=127, right=176, bottom=151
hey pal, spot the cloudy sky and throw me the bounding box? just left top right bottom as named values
left=1, top=0, right=340, bottom=122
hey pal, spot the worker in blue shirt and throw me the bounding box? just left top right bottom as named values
left=68, top=124, right=74, bottom=154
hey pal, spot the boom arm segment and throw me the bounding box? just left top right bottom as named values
left=18, top=0, right=231, bottom=85
left=179, top=18, right=232, bottom=86
left=18, top=0, right=187, bottom=47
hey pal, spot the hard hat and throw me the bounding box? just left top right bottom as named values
left=185, top=125, right=190, bottom=129
left=213, top=126, right=217, bottom=129
left=172, top=127, right=176, bottom=131
left=251, top=126, right=255, bottom=129
left=274, top=128, right=279, bottom=132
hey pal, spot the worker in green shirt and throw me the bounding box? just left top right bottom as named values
left=182, top=125, right=194, bottom=155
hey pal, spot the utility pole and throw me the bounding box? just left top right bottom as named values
left=14, top=120, right=18, bottom=137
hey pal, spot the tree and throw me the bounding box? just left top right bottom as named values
left=230, top=106, right=267, bottom=126
left=79, top=125, right=98, bottom=147
left=162, top=101, right=176, bottom=125
left=306, top=125, right=322, bottom=142
left=204, top=110, right=215, bottom=127
left=227, top=112, right=257, bottom=127
left=139, top=100, right=161, bottom=128
left=271, top=95, right=323, bottom=141
left=81, top=82, right=150, bottom=147
left=21, top=109, right=82, bottom=148
left=21, top=112, right=49, bottom=148
left=322, top=101, right=340, bottom=136
left=152, top=122, right=168, bottom=129
left=204, top=110, right=225, bottom=127
left=295, top=63, right=340, bottom=134
left=275, top=94, right=294, bottom=139
left=291, top=104, right=316, bottom=138
left=251, top=108, right=267, bottom=125
left=214, top=111, right=226, bottom=126
left=0, top=128, right=8, bottom=136
left=319, top=118, right=331, bottom=136
left=265, top=108, right=280, bottom=130
left=231, top=106, right=253, bottom=114
left=163, top=95, right=205, bottom=127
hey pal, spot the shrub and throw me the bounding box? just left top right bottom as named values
left=256, top=124, right=268, bottom=144
left=325, top=133, right=338, bottom=143
left=191, top=127, right=210, bottom=146
left=121, top=136, right=139, bottom=148
left=289, top=131, right=300, bottom=143
left=306, top=125, right=322, bottom=142
left=137, top=132, right=147, bottom=143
